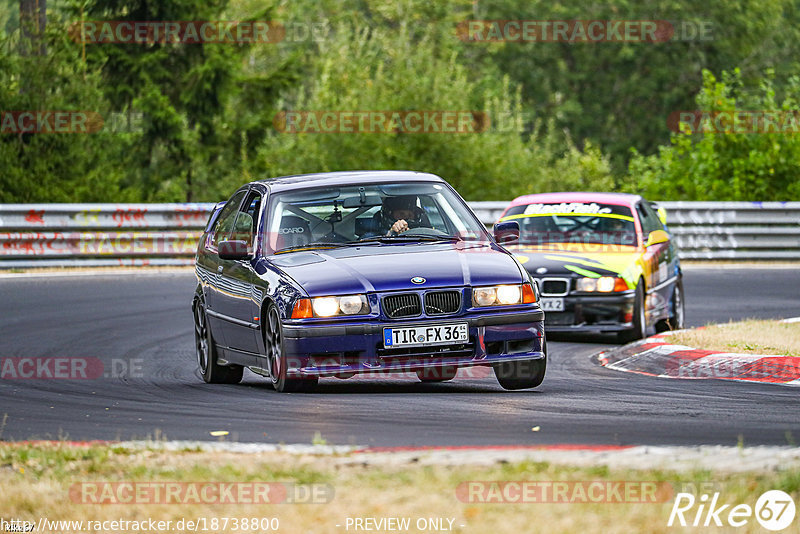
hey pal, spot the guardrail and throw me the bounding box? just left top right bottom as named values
left=1, top=201, right=798, bottom=267
left=0, top=204, right=214, bottom=268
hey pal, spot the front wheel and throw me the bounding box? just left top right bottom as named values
left=617, top=279, right=647, bottom=343
left=265, top=304, right=317, bottom=393
left=494, top=339, right=547, bottom=390
left=193, top=294, right=243, bottom=384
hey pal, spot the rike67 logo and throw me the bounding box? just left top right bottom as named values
left=668, top=490, right=796, bottom=530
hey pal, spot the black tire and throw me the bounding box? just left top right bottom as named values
left=193, top=293, right=243, bottom=384
left=264, top=304, right=317, bottom=393
left=494, top=339, right=547, bottom=390
left=618, top=279, right=647, bottom=343
left=416, top=366, right=457, bottom=382
left=656, top=278, right=685, bottom=333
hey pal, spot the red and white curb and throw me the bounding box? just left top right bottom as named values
left=597, top=321, right=800, bottom=387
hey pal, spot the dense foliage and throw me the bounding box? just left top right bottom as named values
left=629, top=69, right=800, bottom=200
left=1, top=0, right=799, bottom=202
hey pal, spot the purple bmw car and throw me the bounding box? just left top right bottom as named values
left=192, top=171, right=545, bottom=392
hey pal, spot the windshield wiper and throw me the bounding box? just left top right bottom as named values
left=275, top=242, right=355, bottom=254
left=277, top=235, right=464, bottom=253
left=356, top=234, right=462, bottom=244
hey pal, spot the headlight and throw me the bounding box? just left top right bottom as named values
left=312, top=297, right=339, bottom=317
left=472, top=283, right=536, bottom=307
left=596, top=277, right=616, bottom=292
left=292, top=295, right=369, bottom=318
left=496, top=285, right=521, bottom=305
left=473, top=287, right=497, bottom=307
left=577, top=277, right=629, bottom=292
left=338, top=295, right=365, bottom=314
left=576, top=278, right=597, bottom=292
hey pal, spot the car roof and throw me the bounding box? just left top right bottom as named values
left=253, top=170, right=445, bottom=193
left=506, top=192, right=643, bottom=209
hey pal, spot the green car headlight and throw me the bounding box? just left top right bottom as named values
left=577, top=277, right=629, bottom=292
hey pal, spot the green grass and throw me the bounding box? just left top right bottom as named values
left=1, top=443, right=798, bottom=533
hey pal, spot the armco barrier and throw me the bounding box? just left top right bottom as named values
left=0, top=203, right=214, bottom=268
left=656, top=201, right=800, bottom=260
left=0, top=201, right=798, bottom=267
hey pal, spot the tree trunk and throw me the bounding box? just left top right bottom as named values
left=19, top=0, right=47, bottom=56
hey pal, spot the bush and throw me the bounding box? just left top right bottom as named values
left=627, top=68, right=800, bottom=200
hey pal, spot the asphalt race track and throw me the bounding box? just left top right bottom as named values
left=1, top=266, right=799, bottom=447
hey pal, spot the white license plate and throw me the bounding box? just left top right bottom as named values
left=383, top=323, right=468, bottom=348
left=540, top=298, right=565, bottom=312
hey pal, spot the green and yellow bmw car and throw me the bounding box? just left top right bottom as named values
left=498, top=192, right=684, bottom=342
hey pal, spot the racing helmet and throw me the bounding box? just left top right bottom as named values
left=382, top=195, right=419, bottom=221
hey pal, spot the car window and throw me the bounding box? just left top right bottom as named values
left=636, top=202, right=661, bottom=236
left=642, top=202, right=665, bottom=231
left=231, top=192, right=262, bottom=253
left=211, top=190, right=247, bottom=249
left=264, top=182, right=487, bottom=252
left=500, top=202, right=638, bottom=246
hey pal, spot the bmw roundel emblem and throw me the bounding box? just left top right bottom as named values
left=536, top=267, right=548, bottom=274
left=411, top=276, right=426, bottom=284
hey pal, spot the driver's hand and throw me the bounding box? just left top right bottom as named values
left=389, top=219, right=409, bottom=234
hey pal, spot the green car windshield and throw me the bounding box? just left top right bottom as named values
left=501, top=203, right=639, bottom=246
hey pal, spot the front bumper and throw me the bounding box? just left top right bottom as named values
left=281, top=309, right=545, bottom=378
left=543, top=292, right=636, bottom=334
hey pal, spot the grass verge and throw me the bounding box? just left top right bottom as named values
left=1, top=443, right=799, bottom=533
left=668, top=319, right=800, bottom=357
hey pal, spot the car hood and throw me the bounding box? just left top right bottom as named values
left=508, top=244, right=642, bottom=286
left=269, top=242, right=525, bottom=295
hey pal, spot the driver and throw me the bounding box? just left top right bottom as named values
left=378, top=195, right=426, bottom=235
left=605, top=217, right=634, bottom=245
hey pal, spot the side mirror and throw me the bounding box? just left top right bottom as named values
left=218, top=240, right=250, bottom=260
left=645, top=229, right=669, bottom=248
left=493, top=220, right=520, bottom=244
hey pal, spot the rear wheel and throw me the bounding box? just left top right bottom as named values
left=618, top=279, right=647, bottom=343
left=416, top=366, right=457, bottom=382
left=265, top=304, right=317, bottom=393
left=656, top=278, right=685, bottom=332
left=193, top=294, right=243, bottom=384
left=494, top=339, right=547, bottom=390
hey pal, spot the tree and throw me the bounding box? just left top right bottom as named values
left=68, top=0, right=295, bottom=201
left=19, top=0, right=46, bottom=55
left=627, top=69, right=800, bottom=200
left=254, top=7, right=613, bottom=200
left=464, top=0, right=800, bottom=178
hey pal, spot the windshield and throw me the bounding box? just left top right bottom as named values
left=265, top=182, right=488, bottom=253
left=500, top=202, right=639, bottom=246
